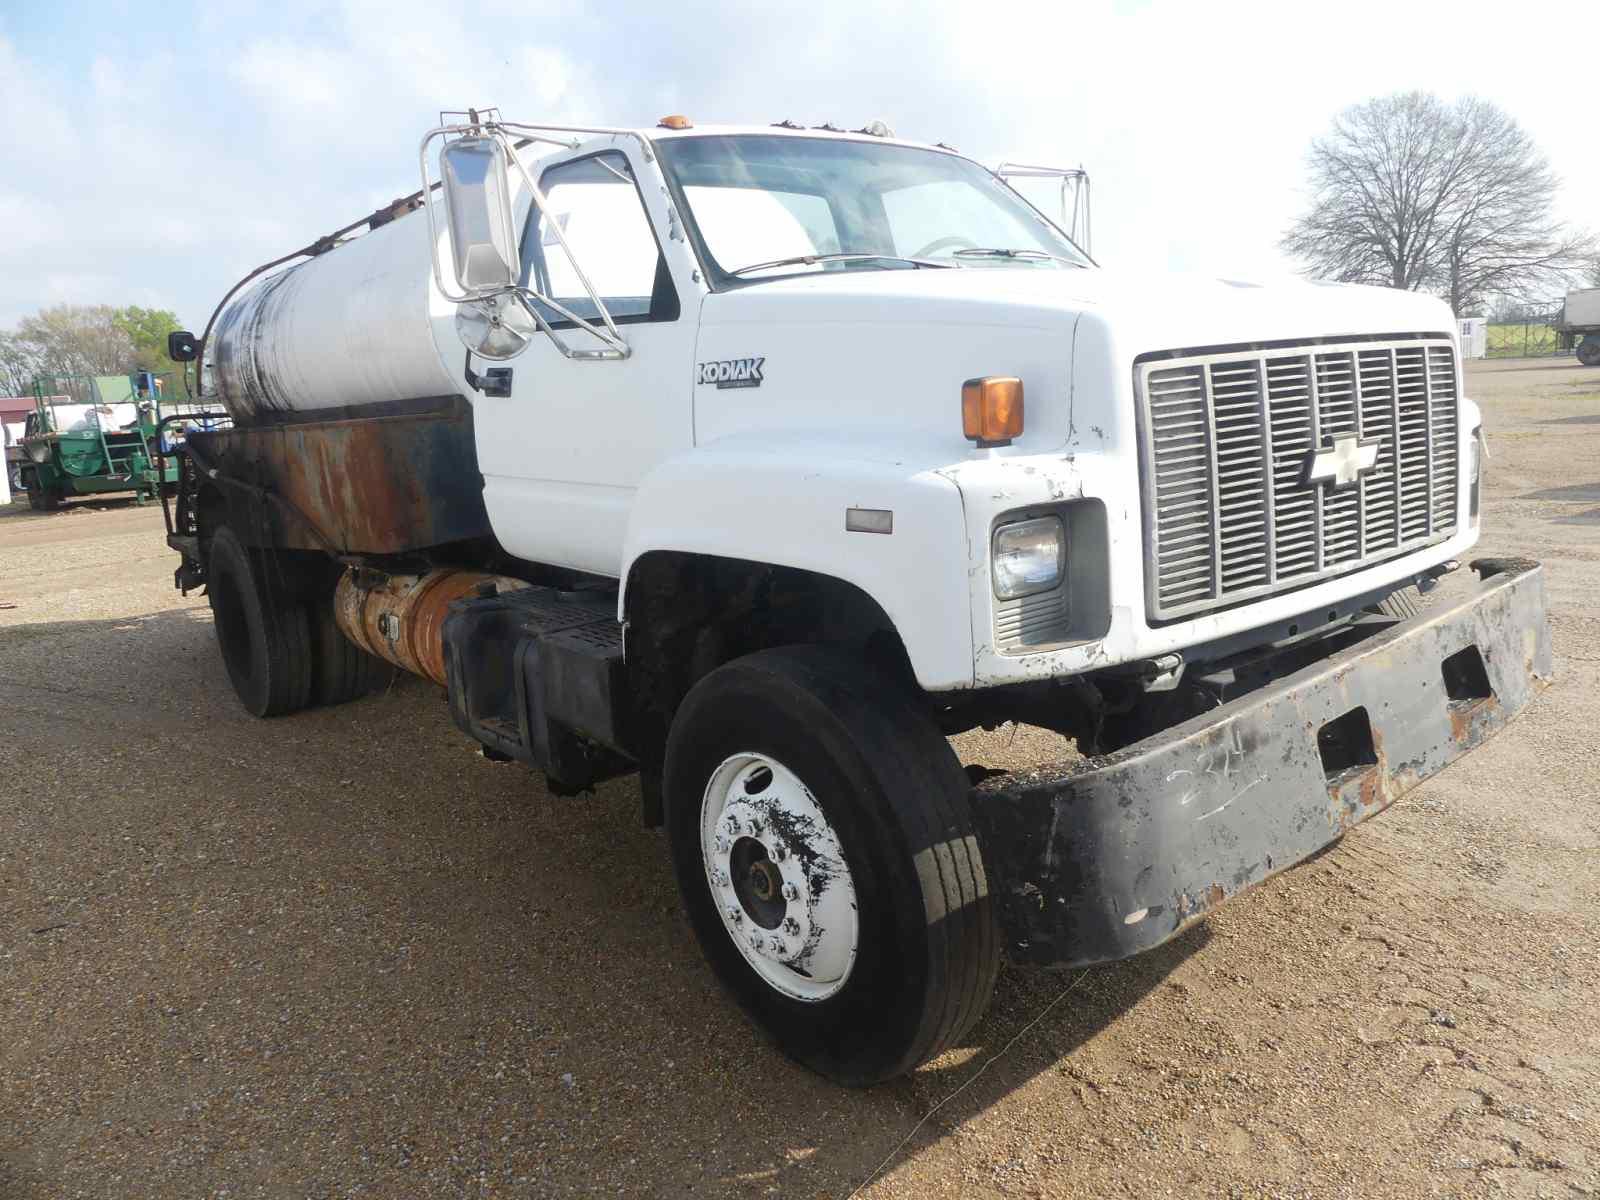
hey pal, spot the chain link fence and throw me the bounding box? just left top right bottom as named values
left=1486, top=321, right=1564, bottom=358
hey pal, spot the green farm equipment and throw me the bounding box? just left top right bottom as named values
left=16, top=372, right=201, bottom=509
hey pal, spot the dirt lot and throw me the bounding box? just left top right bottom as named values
left=2, top=358, right=1597, bottom=1199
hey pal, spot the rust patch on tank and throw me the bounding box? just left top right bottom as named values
left=202, top=398, right=490, bottom=555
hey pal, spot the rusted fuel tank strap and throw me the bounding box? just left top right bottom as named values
left=334, top=568, right=529, bottom=686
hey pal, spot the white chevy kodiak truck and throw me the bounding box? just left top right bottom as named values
left=160, top=112, right=1551, bottom=1085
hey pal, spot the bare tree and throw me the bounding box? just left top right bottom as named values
left=4, top=305, right=136, bottom=386
left=0, top=331, right=40, bottom=397
left=1282, top=92, right=1592, bottom=314
left=15, top=305, right=137, bottom=378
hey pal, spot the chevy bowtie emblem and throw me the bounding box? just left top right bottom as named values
left=1304, top=433, right=1380, bottom=488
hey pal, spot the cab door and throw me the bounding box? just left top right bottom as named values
left=470, top=144, right=700, bottom=578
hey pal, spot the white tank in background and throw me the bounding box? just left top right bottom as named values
left=1457, top=316, right=1488, bottom=359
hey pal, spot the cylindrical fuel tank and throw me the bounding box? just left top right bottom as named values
left=209, top=208, right=458, bottom=423
left=334, top=568, right=528, bottom=685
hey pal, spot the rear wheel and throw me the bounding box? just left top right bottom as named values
left=207, top=526, right=313, bottom=717
left=664, top=646, right=1000, bottom=1085
left=26, top=484, right=60, bottom=511
left=308, top=590, right=389, bottom=706
left=1577, top=336, right=1600, bottom=368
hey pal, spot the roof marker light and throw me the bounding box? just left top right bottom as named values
left=658, top=115, right=693, bottom=130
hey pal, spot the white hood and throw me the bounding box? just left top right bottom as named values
left=693, top=265, right=1456, bottom=462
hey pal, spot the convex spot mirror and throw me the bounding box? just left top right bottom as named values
left=440, top=136, right=520, bottom=295
left=456, top=292, right=536, bottom=360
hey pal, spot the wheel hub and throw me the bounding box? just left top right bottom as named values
left=746, top=858, right=781, bottom=903
left=701, top=753, right=859, bottom=1002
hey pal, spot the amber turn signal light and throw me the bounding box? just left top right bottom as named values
left=657, top=114, right=694, bottom=130
left=962, top=377, right=1024, bottom=445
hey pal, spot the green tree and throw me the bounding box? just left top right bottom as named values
left=15, top=305, right=134, bottom=381
left=112, top=306, right=184, bottom=372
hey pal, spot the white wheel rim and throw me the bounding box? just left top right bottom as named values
left=700, top=752, right=859, bottom=1003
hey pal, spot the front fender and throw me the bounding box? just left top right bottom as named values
left=618, top=438, right=976, bottom=690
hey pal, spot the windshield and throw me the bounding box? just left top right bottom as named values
left=656, top=135, right=1091, bottom=285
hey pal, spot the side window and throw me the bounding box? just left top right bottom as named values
left=520, top=151, right=677, bottom=326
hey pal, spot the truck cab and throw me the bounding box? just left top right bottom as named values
left=163, top=114, right=1551, bottom=1085
left=434, top=124, right=1488, bottom=691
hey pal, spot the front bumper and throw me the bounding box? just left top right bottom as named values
left=970, top=558, right=1552, bottom=968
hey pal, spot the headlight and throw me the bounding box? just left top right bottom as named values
left=992, top=516, right=1064, bottom=600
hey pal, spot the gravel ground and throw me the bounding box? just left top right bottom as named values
left=2, top=358, right=1597, bottom=1199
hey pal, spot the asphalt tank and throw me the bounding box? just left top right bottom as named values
left=209, top=208, right=459, bottom=425
left=190, top=209, right=492, bottom=556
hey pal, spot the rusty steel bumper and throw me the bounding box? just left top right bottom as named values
left=970, top=558, right=1553, bottom=968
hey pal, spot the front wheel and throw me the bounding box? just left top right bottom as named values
left=664, top=646, right=1000, bottom=1085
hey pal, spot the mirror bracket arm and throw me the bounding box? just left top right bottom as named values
left=421, top=120, right=638, bottom=363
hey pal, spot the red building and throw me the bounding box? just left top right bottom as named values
left=0, top=396, right=37, bottom=424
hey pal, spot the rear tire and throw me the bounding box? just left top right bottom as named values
left=1577, top=337, right=1600, bottom=368
left=664, top=646, right=1000, bottom=1085
left=207, top=526, right=313, bottom=717
left=308, top=594, right=389, bottom=706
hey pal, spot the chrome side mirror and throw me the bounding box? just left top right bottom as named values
left=439, top=136, right=519, bottom=294
left=421, top=116, right=632, bottom=363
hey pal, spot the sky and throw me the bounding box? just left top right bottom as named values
left=1, top=0, right=1594, bottom=331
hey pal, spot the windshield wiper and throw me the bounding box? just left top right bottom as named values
left=729, top=252, right=952, bottom=277
left=952, top=248, right=1084, bottom=266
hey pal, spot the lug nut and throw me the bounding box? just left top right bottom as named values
left=714, top=836, right=730, bottom=854
left=783, top=917, right=801, bottom=935
left=782, top=883, right=800, bottom=902
left=711, top=869, right=730, bottom=887
left=726, top=906, right=743, bottom=926
left=772, top=843, right=787, bottom=862
left=769, top=936, right=786, bottom=954
left=749, top=817, right=764, bottom=836
left=749, top=933, right=763, bottom=952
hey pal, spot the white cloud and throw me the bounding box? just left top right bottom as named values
left=0, top=0, right=1593, bottom=334
left=231, top=40, right=350, bottom=115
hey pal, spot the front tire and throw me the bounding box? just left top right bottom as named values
left=664, top=646, right=1000, bottom=1085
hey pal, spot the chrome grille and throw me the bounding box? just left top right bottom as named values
left=1137, top=337, right=1459, bottom=621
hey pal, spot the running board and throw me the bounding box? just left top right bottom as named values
left=440, top=586, right=635, bottom=794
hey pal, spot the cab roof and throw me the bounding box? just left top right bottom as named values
left=630, top=122, right=965, bottom=159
